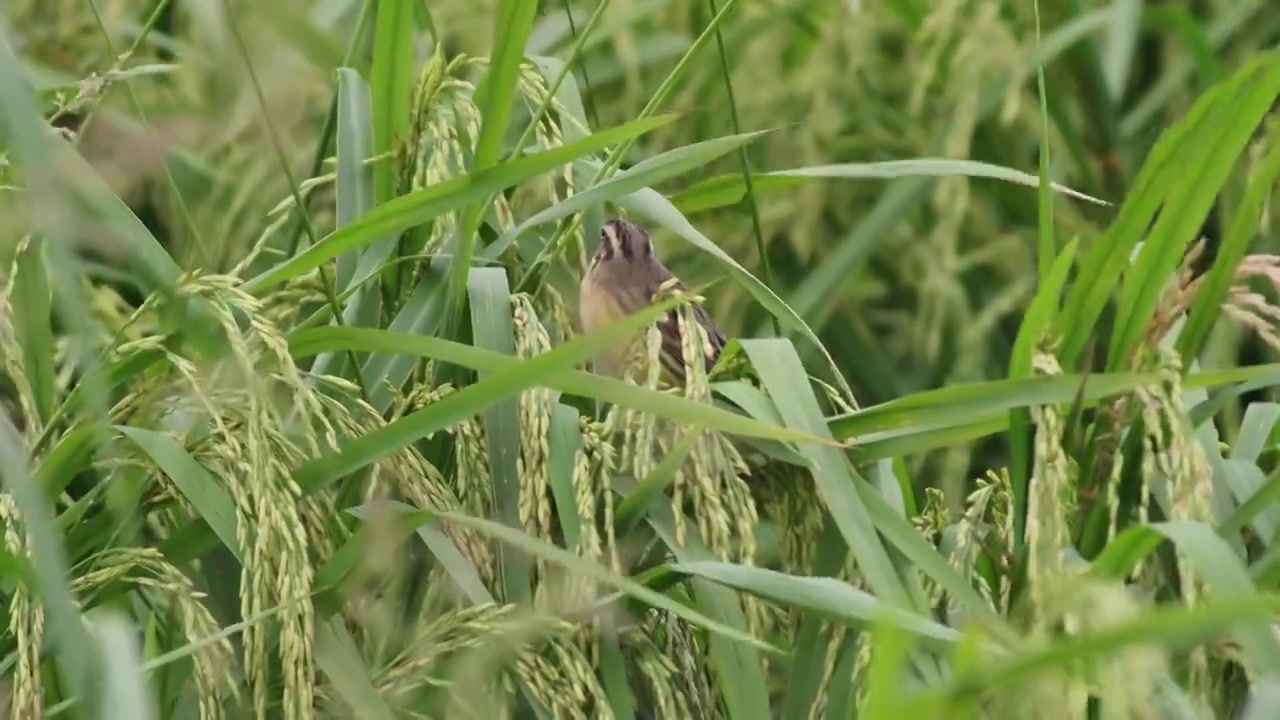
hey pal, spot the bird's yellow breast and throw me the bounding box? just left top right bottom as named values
left=580, top=272, right=623, bottom=333
left=580, top=268, right=642, bottom=375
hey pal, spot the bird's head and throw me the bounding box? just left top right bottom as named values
left=592, top=218, right=655, bottom=268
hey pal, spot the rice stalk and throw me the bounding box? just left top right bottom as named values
left=72, top=547, right=236, bottom=720
left=1024, top=347, right=1076, bottom=627
left=0, top=493, right=46, bottom=720
left=512, top=293, right=555, bottom=581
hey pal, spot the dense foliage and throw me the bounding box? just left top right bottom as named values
left=5, top=0, right=1280, bottom=718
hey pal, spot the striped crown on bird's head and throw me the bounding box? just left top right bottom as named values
left=592, top=218, right=655, bottom=266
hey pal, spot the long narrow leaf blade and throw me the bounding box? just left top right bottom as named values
left=245, top=115, right=677, bottom=292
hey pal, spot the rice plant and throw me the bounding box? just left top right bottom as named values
left=4, top=1, right=1280, bottom=718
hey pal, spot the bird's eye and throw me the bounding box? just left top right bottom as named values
left=594, top=227, right=616, bottom=262
left=600, top=222, right=624, bottom=257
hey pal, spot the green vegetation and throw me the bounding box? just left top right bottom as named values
left=5, top=0, right=1280, bottom=717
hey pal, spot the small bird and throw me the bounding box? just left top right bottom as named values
left=579, top=218, right=727, bottom=384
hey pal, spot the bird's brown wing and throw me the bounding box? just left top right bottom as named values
left=652, top=276, right=727, bottom=384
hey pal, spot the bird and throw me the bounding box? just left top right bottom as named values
left=579, top=218, right=727, bottom=385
